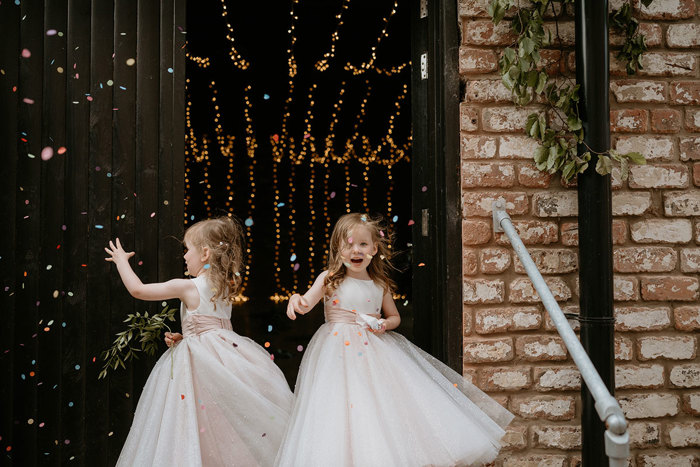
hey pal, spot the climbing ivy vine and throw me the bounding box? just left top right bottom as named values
left=486, top=0, right=653, bottom=182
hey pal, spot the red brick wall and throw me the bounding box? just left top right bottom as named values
left=458, top=0, right=699, bottom=464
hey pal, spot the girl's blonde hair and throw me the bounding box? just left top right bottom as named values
left=324, top=213, right=396, bottom=295
left=184, top=216, right=244, bottom=305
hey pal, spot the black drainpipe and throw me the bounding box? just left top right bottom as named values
left=575, top=0, right=615, bottom=464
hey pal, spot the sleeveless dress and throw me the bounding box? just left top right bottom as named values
left=117, top=275, right=293, bottom=467
left=275, top=277, right=513, bottom=467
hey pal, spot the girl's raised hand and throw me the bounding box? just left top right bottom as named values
left=164, top=332, right=183, bottom=348
left=105, top=238, right=136, bottom=264
left=286, top=293, right=309, bottom=320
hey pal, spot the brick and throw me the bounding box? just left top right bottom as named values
left=502, top=455, right=567, bottom=467
left=631, top=219, right=692, bottom=243
left=670, top=364, right=700, bottom=388
left=462, top=162, right=516, bottom=188
left=460, top=103, right=479, bottom=131
left=642, top=276, right=699, bottom=301
left=618, top=393, right=679, bottom=419
left=682, top=392, right=700, bottom=415
left=664, top=191, right=700, bottom=217
left=628, top=165, right=689, bottom=189
left=615, top=364, right=665, bottom=389
left=463, top=278, right=505, bottom=304
left=463, top=248, right=478, bottom=276
left=479, top=247, right=511, bottom=274
left=638, top=0, right=695, bottom=19
left=694, top=163, right=700, bottom=187
left=463, top=337, right=514, bottom=363
left=543, top=305, right=580, bottom=332
left=462, top=191, right=528, bottom=217
left=637, top=453, right=699, bottom=467
left=460, top=135, right=497, bottom=159
left=614, top=136, right=675, bottom=161
left=696, top=221, right=700, bottom=242
left=615, top=276, right=640, bottom=301
left=515, top=336, right=567, bottom=361
left=458, top=0, right=492, bottom=18
left=612, top=191, right=652, bottom=216
left=500, top=424, right=528, bottom=450
left=462, top=20, right=515, bottom=45
left=530, top=425, right=581, bottom=450
left=670, top=81, right=700, bottom=105
left=650, top=109, right=681, bottom=133
left=482, top=107, right=537, bottom=132
left=510, top=395, right=576, bottom=420
left=667, top=421, right=700, bottom=448
left=635, top=52, right=697, bottom=77
left=509, top=277, right=572, bottom=303
left=667, top=23, right=700, bottom=48
left=674, top=305, right=700, bottom=331
left=628, top=422, right=661, bottom=449
left=637, top=23, right=663, bottom=46
left=533, top=191, right=577, bottom=217
left=616, top=335, right=634, bottom=361
left=534, top=366, right=581, bottom=391
left=477, top=366, right=531, bottom=391
left=499, top=135, right=542, bottom=160
left=613, top=247, right=677, bottom=273
left=458, top=47, right=498, bottom=74
left=495, top=220, right=558, bottom=245
left=680, top=137, right=700, bottom=161
left=680, top=248, right=700, bottom=273
left=513, top=248, right=577, bottom=274
left=518, top=164, right=551, bottom=188
left=610, top=109, right=648, bottom=133
left=465, top=79, right=511, bottom=103
left=462, top=219, right=492, bottom=245
left=614, top=220, right=628, bottom=244
left=614, top=306, right=671, bottom=331
left=463, top=307, right=474, bottom=336
left=638, top=336, right=697, bottom=361
left=474, top=306, right=541, bottom=334
left=610, top=80, right=666, bottom=103
left=686, top=109, right=700, bottom=132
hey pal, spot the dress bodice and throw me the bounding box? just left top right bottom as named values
left=323, top=277, right=383, bottom=324
left=180, top=274, right=233, bottom=337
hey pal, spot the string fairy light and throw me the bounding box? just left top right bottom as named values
left=344, top=0, right=399, bottom=75
left=220, top=0, right=250, bottom=70
left=314, top=0, right=352, bottom=72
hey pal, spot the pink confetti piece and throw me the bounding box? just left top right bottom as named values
left=57, top=146, right=67, bottom=155
left=46, top=29, right=57, bottom=36
left=421, top=186, right=428, bottom=192
left=40, top=147, right=54, bottom=161
left=22, top=98, right=34, bottom=105
left=408, top=219, right=415, bottom=225
left=21, top=49, right=31, bottom=58
left=297, top=345, right=303, bottom=352
left=330, top=191, right=336, bottom=198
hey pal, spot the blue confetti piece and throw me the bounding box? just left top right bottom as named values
left=203, top=264, right=211, bottom=269
left=100, top=83, right=103, bottom=88
left=267, top=325, right=272, bottom=332
left=277, top=202, right=285, bottom=207
left=263, top=93, right=270, bottom=100
left=392, top=215, right=398, bottom=222
left=31, top=360, right=36, bottom=365
left=21, top=374, right=26, bottom=380
left=119, top=86, right=126, bottom=90
left=167, top=67, right=173, bottom=73
left=290, top=254, right=296, bottom=262
left=74, top=364, right=80, bottom=370
left=107, top=172, right=112, bottom=177
left=190, top=215, right=195, bottom=220
left=244, top=218, right=253, bottom=227
left=50, top=59, right=55, bottom=65
left=94, top=225, right=103, bottom=229
left=62, top=322, right=66, bottom=327
left=15, top=0, right=20, bottom=5
left=68, top=401, right=74, bottom=407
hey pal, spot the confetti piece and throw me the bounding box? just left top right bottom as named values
left=27, top=419, right=34, bottom=424
left=264, top=342, right=270, bottom=348
left=23, top=97, right=35, bottom=104
left=379, top=230, right=385, bottom=237
left=64, top=440, right=70, bottom=445
left=150, top=212, right=155, bottom=218
left=392, top=215, right=398, bottom=222
left=272, top=134, right=279, bottom=142
left=261, top=433, right=266, bottom=437
left=41, top=147, right=54, bottom=161
left=277, top=202, right=285, bottom=207
left=203, top=264, right=211, bottom=269
left=46, top=29, right=57, bottom=36
left=180, top=394, right=185, bottom=400
left=421, top=186, right=428, bottom=192
left=57, top=146, right=67, bottom=155
left=74, top=365, right=80, bottom=370
left=290, top=253, right=296, bottom=262
left=418, top=262, right=425, bottom=267
left=408, top=219, right=415, bottom=225
left=39, top=422, right=45, bottom=427
left=344, top=341, right=350, bottom=346
left=330, top=191, right=336, bottom=198
left=267, top=325, right=273, bottom=332
left=21, top=48, right=31, bottom=58
left=293, top=263, right=300, bottom=271
left=167, top=67, right=173, bottom=73
left=296, top=345, right=303, bottom=352
left=126, top=58, right=135, bottom=66
left=94, top=225, right=103, bottom=229
left=244, top=218, right=253, bottom=227
left=263, top=94, right=270, bottom=100
left=347, top=237, right=353, bottom=244
left=68, top=401, right=74, bottom=407
left=57, top=67, right=64, bottom=73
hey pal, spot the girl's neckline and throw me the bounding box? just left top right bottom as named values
left=345, top=276, right=374, bottom=283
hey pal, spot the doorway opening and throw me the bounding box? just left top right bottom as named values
left=185, top=0, right=414, bottom=383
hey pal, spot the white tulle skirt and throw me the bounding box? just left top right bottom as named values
left=117, top=328, right=293, bottom=467
left=275, top=323, right=514, bottom=467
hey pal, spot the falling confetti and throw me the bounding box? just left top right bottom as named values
left=408, top=219, right=415, bottom=225
left=21, top=48, right=31, bottom=58
left=46, top=29, right=57, bottom=36
left=40, top=147, right=54, bottom=161
left=296, top=345, right=303, bottom=352
left=421, top=186, right=428, bottom=192
left=126, top=58, right=135, bottom=66
left=244, top=218, right=254, bottom=227
left=289, top=253, right=296, bottom=262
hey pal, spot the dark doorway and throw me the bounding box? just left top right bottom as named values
left=185, top=0, right=414, bottom=384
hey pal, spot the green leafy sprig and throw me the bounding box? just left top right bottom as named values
left=98, top=306, right=178, bottom=380
left=487, top=0, right=648, bottom=181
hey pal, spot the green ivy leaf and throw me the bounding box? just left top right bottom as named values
left=625, top=151, right=646, bottom=165
left=595, top=154, right=613, bottom=175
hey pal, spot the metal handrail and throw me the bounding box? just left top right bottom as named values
left=492, top=200, right=629, bottom=467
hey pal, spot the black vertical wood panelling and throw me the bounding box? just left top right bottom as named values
left=85, top=0, right=114, bottom=462
left=39, top=1, right=68, bottom=464
left=15, top=1, right=44, bottom=464
left=63, top=0, right=92, bottom=463
left=0, top=3, right=20, bottom=463
left=109, top=1, right=138, bottom=461
left=1, top=0, right=186, bottom=463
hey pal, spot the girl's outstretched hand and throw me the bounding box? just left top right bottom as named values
left=104, top=238, right=136, bottom=264
left=164, top=332, right=183, bottom=348
left=286, top=293, right=309, bottom=320
left=368, top=319, right=387, bottom=335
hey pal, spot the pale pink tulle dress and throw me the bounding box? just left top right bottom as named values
left=275, top=277, right=514, bottom=467
left=117, top=275, right=293, bottom=467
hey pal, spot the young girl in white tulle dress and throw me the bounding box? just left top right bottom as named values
left=276, top=213, right=514, bottom=467
left=105, top=216, right=293, bottom=467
